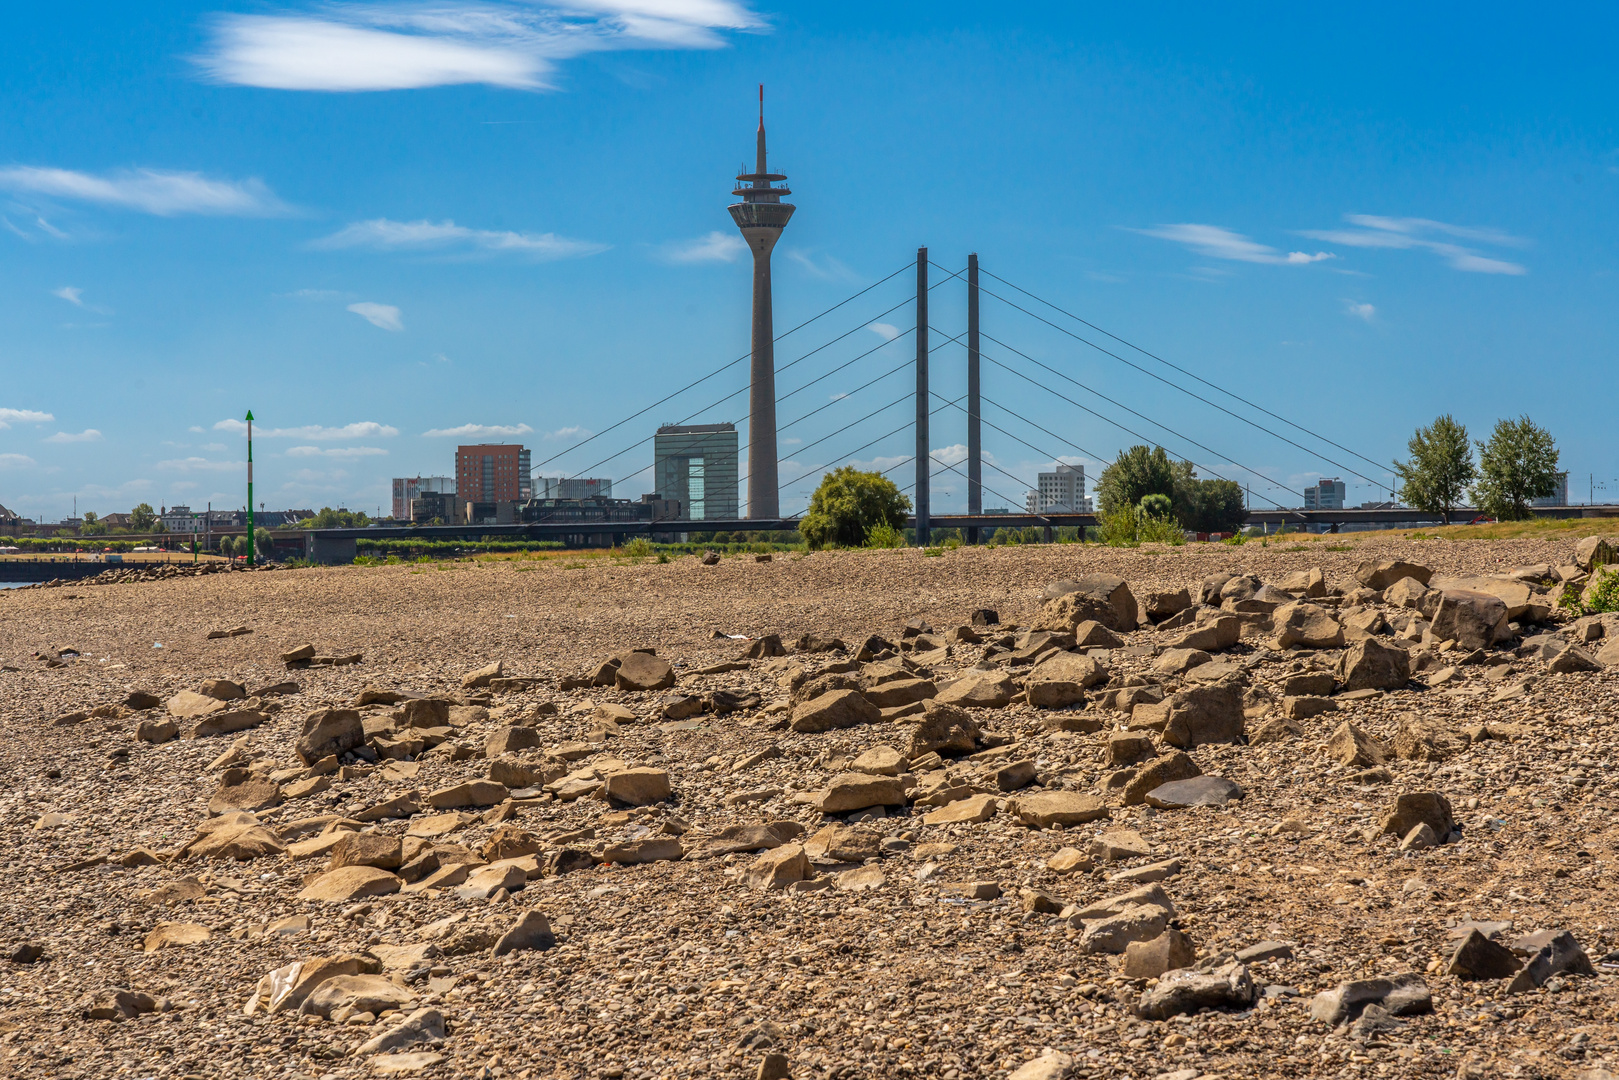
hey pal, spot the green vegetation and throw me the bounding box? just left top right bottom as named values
left=799, top=466, right=912, bottom=549
left=1393, top=414, right=1475, bottom=525
left=1097, top=446, right=1245, bottom=534
left=1473, top=415, right=1561, bottom=521
left=863, top=522, right=906, bottom=549
left=129, top=503, right=158, bottom=533
left=297, top=507, right=372, bottom=529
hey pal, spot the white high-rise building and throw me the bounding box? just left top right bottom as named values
left=1036, top=463, right=1090, bottom=512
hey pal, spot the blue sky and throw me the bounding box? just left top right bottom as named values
left=3, top=2, right=1617, bottom=521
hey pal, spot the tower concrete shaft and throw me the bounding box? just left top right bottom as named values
left=728, top=87, right=794, bottom=519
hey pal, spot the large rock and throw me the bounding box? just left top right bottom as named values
left=166, top=690, right=226, bottom=719
left=1137, top=961, right=1256, bottom=1019
left=329, top=832, right=403, bottom=870
left=1430, top=575, right=1534, bottom=620
left=615, top=652, right=676, bottom=692
left=491, top=910, right=554, bottom=957
left=1549, top=646, right=1603, bottom=674
left=1038, top=576, right=1139, bottom=634
left=355, top=1008, right=447, bottom=1056
left=246, top=955, right=379, bottom=1015
left=1392, top=717, right=1466, bottom=762
left=744, top=844, right=810, bottom=890
left=1080, top=904, right=1169, bottom=954
left=460, top=661, right=503, bottom=689
left=1337, top=637, right=1410, bottom=691
left=1168, top=617, right=1241, bottom=652
left=1356, top=560, right=1432, bottom=591
left=1159, top=684, right=1245, bottom=749
left=790, top=689, right=881, bottom=734
left=1379, top=791, right=1454, bottom=841
left=906, top=702, right=981, bottom=758
left=1447, top=929, right=1521, bottom=980
left=1145, top=776, right=1244, bottom=809
left=1006, top=791, right=1109, bottom=828
left=1310, top=973, right=1431, bottom=1026
left=603, top=768, right=673, bottom=805
left=208, top=777, right=283, bottom=816
left=1383, top=577, right=1431, bottom=609
left=1271, top=602, right=1345, bottom=650
left=1121, top=751, right=1201, bottom=805
left=1325, top=721, right=1387, bottom=767
left=298, top=974, right=414, bottom=1018
left=1277, top=568, right=1327, bottom=598
left=934, top=671, right=1018, bottom=708
left=816, top=773, right=907, bottom=814
left=182, top=812, right=286, bottom=861
left=862, top=678, right=937, bottom=709
left=1026, top=652, right=1107, bottom=707
left=297, top=866, right=403, bottom=902
left=192, top=709, right=268, bottom=739
left=1575, top=536, right=1618, bottom=572
left=427, top=780, right=509, bottom=808
left=922, top=793, right=1000, bottom=825
left=1122, top=928, right=1196, bottom=979
left=295, top=709, right=364, bottom=766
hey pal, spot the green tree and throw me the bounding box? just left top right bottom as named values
left=1096, top=446, right=1175, bottom=516
left=300, top=507, right=373, bottom=529
left=799, top=466, right=911, bottom=549
left=1473, top=415, right=1559, bottom=521
left=1393, top=415, right=1475, bottom=525
left=1181, top=478, right=1247, bottom=533
left=1138, top=493, right=1173, bottom=519
left=80, top=511, right=108, bottom=536
left=129, top=503, right=157, bottom=532
left=253, top=527, right=273, bottom=561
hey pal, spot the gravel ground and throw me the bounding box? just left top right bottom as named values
left=1, top=534, right=1617, bottom=1080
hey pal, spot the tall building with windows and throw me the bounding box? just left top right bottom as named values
left=391, top=476, right=456, bottom=520
left=1304, top=478, right=1346, bottom=510
left=536, top=477, right=612, bottom=501
left=455, top=445, right=530, bottom=509
left=654, top=423, right=738, bottom=522
left=1036, top=463, right=1089, bottom=512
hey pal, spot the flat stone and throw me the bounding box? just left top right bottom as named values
left=1121, top=928, right=1196, bottom=979
left=1006, top=790, right=1109, bottom=828
left=922, top=793, right=999, bottom=825
left=816, top=772, right=907, bottom=814
left=1145, top=776, right=1244, bottom=809
left=297, top=866, right=402, bottom=902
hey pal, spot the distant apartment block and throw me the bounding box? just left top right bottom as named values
left=654, top=423, right=738, bottom=521
left=1304, top=478, right=1347, bottom=511
left=1024, top=491, right=1039, bottom=514
left=455, top=445, right=530, bottom=518
left=392, top=476, right=456, bottom=520
left=1531, top=471, right=1570, bottom=507
left=536, top=477, right=613, bottom=501
left=1036, top=463, right=1090, bottom=512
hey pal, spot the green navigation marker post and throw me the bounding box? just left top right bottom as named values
left=245, top=410, right=255, bottom=567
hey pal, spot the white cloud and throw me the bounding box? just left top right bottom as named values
left=1134, top=224, right=1334, bottom=266
left=867, top=322, right=901, bottom=342
left=658, top=230, right=745, bottom=264
left=195, top=2, right=765, bottom=93
left=157, top=457, right=242, bottom=472
left=0, top=166, right=287, bottom=217
left=785, top=249, right=859, bottom=281
left=52, top=286, right=84, bottom=306
left=213, top=419, right=399, bottom=440
left=0, top=453, right=35, bottom=469
left=348, top=301, right=403, bottom=331
left=422, top=422, right=535, bottom=438
left=44, top=429, right=103, bottom=444
left=286, top=445, right=390, bottom=458
left=543, top=425, right=590, bottom=441
left=828, top=392, right=849, bottom=401
left=1298, top=215, right=1528, bottom=275
left=316, top=218, right=607, bottom=260
left=0, top=407, right=53, bottom=431
left=1344, top=301, right=1376, bottom=321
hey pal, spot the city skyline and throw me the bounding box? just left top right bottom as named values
left=5, top=3, right=1619, bottom=521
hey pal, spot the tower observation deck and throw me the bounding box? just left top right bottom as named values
left=728, top=85, right=795, bottom=520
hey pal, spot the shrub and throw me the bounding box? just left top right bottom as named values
left=800, top=466, right=911, bottom=549
left=624, top=537, right=654, bottom=557
left=864, top=523, right=906, bottom=549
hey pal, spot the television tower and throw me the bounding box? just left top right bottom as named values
left=729, top=85, right=795, bottom=519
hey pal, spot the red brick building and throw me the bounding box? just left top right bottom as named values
left=455, top=445, right=531, bottom=509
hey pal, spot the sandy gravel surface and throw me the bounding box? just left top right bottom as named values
left=1, top=534, right=1617, bottom=1080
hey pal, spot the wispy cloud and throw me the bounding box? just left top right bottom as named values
left=1344, top=301, right=1376, bottom=321
left=543, top=425, right=590, bottom=441
left=213, top=419, right=399, bottom=440
left=657, top=230, right=745, bottom=264
left=785, top=249, right=860, bottom=281
left=52, top=286, right=84, bottom=307
left=1134, top=224, right=1335, bottom=266
left=195, top=2, right=766, bottom=93
left=0, top=408, right=53, bottom=430
left=423, top=422, right=534, bottom=438
left=44, top=429, right=103, bottom=444
left=286, top=445, right=389, bottom=458
left=315, top=218, right=607, bottom=260
left=0, top=453, right=35, bottom=469
left=157, top=457, right=242, bottom=472
left=348, top=301, right=403, bottom=331
left=1298, top=215, right=1528, bottom=275
left=0, top=166, right=288, bottom=217
left=867, top=322, right=901, bottom=342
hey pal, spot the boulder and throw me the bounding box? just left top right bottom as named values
left=1575, top=536, right=1618, bottom=572
left=208, top=777, right=283, bottom=816
left=1310, top=973, right=1431, bottom=1026
left=295, top=709, right=364, bottom=766
left=198, top=678, right=246, bottom=701
left=599, top=838, right=683, bottom=865
left=166, top=690, right=225, bottom=719
left=485, top=727, right=543, bottom=757
left=1006, top=790, right=1108, bottom=828
left=1145, top=776, right=1244, bottom=809
left=1277, top=568, right=1327, bottom=598
left=906, top=702, right=981, bottom=758
left=135, top=718, right=180, bottom=744
left=1447, top=929, right=1521, bottom=980
left=354, top=1008, right=447, bottom=1056
left=1549, top=646, right=1603, bottom=674
left=1508, top=930, right=1595, bottom=993
left=427, top=780, right=509, bottom=808
left=1080, top=904, right=1170, bottom=954
left=803, top=824, right=882, bottom=861
left=615, top=652, right=676, bottom=692
left=480, top=825, right=542, bottom=861
left=1431, top=575, right=1535, bottom=620
left=1383, top=577, right=1431, bottom=609
left=1429, top=590, right=1512, bottom=648
left=461, top=661, right=503, bottom=689
left=1137, top=962, right=1256, bottom=1020
left=1356, top=560, right=1433, bottom=591
left=1071, top=620, right=1126, bottom=648
left=1107, top=732, right=1157, bottom=767
left=298, top=974, right=414, bottom=1018
left=922, top=793, right=1000, bottom=825
left=603, top=768, right=673, bottom=806
left=1122, top=930, right=1198, bottom=980
left=1153, top=648, right=1210, bottom=676
left=862, top=677, right=937, bottom=709
left=1219, top=574, right=1262, bottom=602
left=850, top=745, right=905, bottom=775
left=1121, top=751, right=1202, bottom=805
left=192, top=709, right=268, bottom=739
left=181, top=812, right=286, bottom=861
left=1168, top=617, right=1241, bottom=652
left=790, top=689, right=881, bottom=734
left=297, top=866, right=402, bottom=902
left=491, top=910, right=553, bottom=957
left=1272, top=602, right=1345, bottom=650
left=816, top=773, right=907, bottom=814
left=934, top=671, right=1018, bottom=708
left=1379, top=791, right=1454, bottom=841
left=1038, top=576, right=1139, bottom=634
left=1392, top=717, right=1466, bottom=762
left=1337, top=637, right=1410, bottom=692
left=329, top=832, right=403, bottom=871
left=1159, top=684, right=1245, bottom=749
left=744, top=845, right=811, bottom=890
left=1281, top=695, right=1337, bottom=721
left=1325, top=721, right=1387, bottom=767
left=740, top=634, right=785, bottom=659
